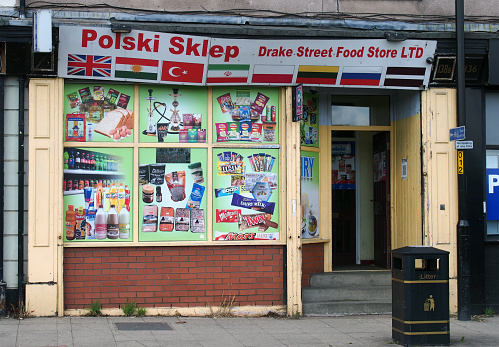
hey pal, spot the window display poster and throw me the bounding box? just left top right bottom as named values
left=212, top=148, right=280, bottom=241
left=212, top=87, right=279, bottom=144
left=301, top=151, right=320, bottom=239
left=138, top=148, right=207, bottom=241
left=139, top=85, right=208, bottom=143
left=300, top=92, right=319, bottom=147
left=64, top=83, right=134, bottom=143
left=332, top=141, right=356, bottom=190
left=63, top=147, right=133, bottom=242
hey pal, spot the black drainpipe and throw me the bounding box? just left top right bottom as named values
left=19, top=0, right=25, bottom=18
left=18, top=76, right=25, bottom=307
left=0, top=77, right=4, bottom=282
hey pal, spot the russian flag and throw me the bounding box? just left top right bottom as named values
left=340, top=67, right=382, bottom=86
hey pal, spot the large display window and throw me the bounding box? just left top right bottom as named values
left=63, top=82, right=282, bottom=244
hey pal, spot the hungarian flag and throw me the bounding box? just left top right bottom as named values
left=340, top=67, right=382, bottom=86
left=206, top=64, right=250, bottom=83
left=251, top=64, right=294, bottom=84
left=296, top=65, right=339, bottom=84
left=161, top=61, right=204, bottom=84
left=114, top=57, right=159, bottom=80
left=383, top=67, right=426, bottom=88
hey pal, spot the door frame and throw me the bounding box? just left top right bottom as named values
left=324, top=126, right=392, bottom=268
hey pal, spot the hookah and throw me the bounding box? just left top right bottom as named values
left=169, top=88, right=182, bottom=132
left=145, top=89, right=156, bottom=135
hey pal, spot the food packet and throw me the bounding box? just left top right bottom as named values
left=159, top=207, right=174, bottom=232
left=165, top=171, right=186, bottom=202
left=217, top=93, right=234, bottom=113
left=216, top=123, right=228, bottom=142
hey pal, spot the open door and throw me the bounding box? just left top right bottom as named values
left=373, top=132, right=391, bottom=268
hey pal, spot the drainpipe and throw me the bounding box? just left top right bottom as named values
left=19, top=0, right=25, bottom=18
left=456, top=0, right=471, bottom=321
left=18, top=76, right=25, bottom=307
left=0, top=77, right=5, bottom=315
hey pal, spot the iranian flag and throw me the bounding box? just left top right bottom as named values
left=114, top=57, right=159, bottom=80
left=251, top=64, right=295, bottom=84
left=206, top=64, right=250, bottom=83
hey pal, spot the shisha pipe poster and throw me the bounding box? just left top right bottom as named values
left=139, top=85, right=208, bottom=143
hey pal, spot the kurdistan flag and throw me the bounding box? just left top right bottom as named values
left=206, top=64, right=250, bottom=83
left=114, top=57, right=159, bottom=80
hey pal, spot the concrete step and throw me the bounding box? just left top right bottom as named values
left=309, top=270, right=392, bottom=288
left=302, top=285, right=391, bottom=303
left=303, top=300, right=392, bottom=316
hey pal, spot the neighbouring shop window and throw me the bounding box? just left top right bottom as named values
left=486, top=93, right=499, bottom=238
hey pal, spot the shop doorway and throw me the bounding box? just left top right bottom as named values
left=330, top=130, right=391, bottom=269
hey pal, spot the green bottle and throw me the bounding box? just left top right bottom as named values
left=63, top=150, right=69, bottom=170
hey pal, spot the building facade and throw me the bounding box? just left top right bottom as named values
left=0, top=0, right=498, bottom=317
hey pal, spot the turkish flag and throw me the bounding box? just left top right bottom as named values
left=161, top=61, right=205, bottom=83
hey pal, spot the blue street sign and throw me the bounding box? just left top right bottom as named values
left=450, top=126, right=466, bottom=141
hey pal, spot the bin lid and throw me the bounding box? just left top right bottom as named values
left=391, top=246, right=449, bottom=255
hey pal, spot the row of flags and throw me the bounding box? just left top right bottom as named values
left=67, top=54, right=426, bottom=88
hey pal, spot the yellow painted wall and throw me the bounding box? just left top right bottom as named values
left=422, top=88, right=458, bottom=313
left=391, top=113, right=423, bottom=249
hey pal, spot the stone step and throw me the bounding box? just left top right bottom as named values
left=302, top=285, right=391, bottom=303
left=309, top=270, right=392, bottom=288
left=302, top=300, right=392, bottom=316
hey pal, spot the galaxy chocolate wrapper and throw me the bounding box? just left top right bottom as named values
left=231, top=193, right=275, bottom=215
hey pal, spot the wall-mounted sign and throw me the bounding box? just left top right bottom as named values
left=450, top=126, right=466, bottom=141
left=433, top=56, right=456, bottom=81
left=293, top=85, right=303, bottom=122
left=58, top=26, right=437, bottom=90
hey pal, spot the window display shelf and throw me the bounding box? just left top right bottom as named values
left=64, top=169, right=125, bottom=176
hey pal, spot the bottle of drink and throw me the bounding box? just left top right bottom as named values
left=103, top=156, right=107, bottom=171
left=63, top=150, right=69, bottom=170
left=104, top=184, right=111, bottom=212
left=75, top=151, right=81, bottom=170
left=103, top=101, right=113, bottom=117
left=69, top=150, right=75, bottom=170
left=65, top=205, right=76, bottom=240
left=95, top=205, right=107, bottom=239
left=91, top=154, right=95, bottom=170
left=119, top=207, right=130, bottom=239
left=117, top=183, right=125, bottom=212
left=110, top=183, right=118, bottom=208
left=107, top=205, right=119, bottom=239
left=125, top=185, right=130, bottom=211
left=87, top=123, right=93, bottom=141
left=86, top=153, right=91, bottom=170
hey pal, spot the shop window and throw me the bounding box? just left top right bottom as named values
left=331, top=95, right=390, bottom=126
left=485, top=93, right=499, bottom=238
left=63, top=83, right=281, bottom=243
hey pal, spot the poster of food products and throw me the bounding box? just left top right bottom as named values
left=332, top=142, right=356, bottom=190
left=63, top=147, right=133, bottom=242
left=139, top=85, right=208, bottom=143
left=212, top=87, right=279, bottom=144
left=300, top=92, right=319, bottom=147
left=64, top=84, right=134, bottom=143
left=301, top=151, right=320, bottom=239
left=138, top=148, right=207, bottom=241
left=213, top=148, right=280, bottom=241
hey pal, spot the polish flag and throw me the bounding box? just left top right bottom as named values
left=161, top=61, right=205, bottom=84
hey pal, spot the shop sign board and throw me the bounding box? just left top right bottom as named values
left=58, top=26, right=437, bottom=89
left=487, top=168, right=499, bottom=220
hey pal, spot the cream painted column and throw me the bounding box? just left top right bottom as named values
left=285, top=87, right=302, bottom=316
left=422, top=88, right=458, bottom=313
left=26, top=78, right=64, bottom=316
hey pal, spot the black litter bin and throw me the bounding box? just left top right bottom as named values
left=392, top=246, right=450, bottom=346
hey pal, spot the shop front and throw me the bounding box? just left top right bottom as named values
left=26, top=25, right=437, bottom=316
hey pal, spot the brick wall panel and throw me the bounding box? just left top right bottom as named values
left=64, top=245, right=284, bottom=310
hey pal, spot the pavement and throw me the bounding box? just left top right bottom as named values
left=0, top=314, right=498, bottom=347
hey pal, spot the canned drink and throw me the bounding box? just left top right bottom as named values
left=266, top=106, right=272, bottom=122
left=271, top=106, right=276, bottom=122
left=79, top=180, right=84, bottom=190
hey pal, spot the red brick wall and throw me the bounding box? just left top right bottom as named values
left=302, top=243, right=324, bottom=287
left=64, top=246, right=284, bottom=310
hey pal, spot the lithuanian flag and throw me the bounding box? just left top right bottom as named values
left=296, top=65, right=339, bottom=84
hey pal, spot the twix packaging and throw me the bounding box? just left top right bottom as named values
left=238, top=212, right=278, bottom=231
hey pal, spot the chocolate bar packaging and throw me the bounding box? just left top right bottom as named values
left=231, top=193, right=275, bottom=215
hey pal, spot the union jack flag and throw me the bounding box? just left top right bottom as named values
left=67, top=54, right=112, bottom=77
